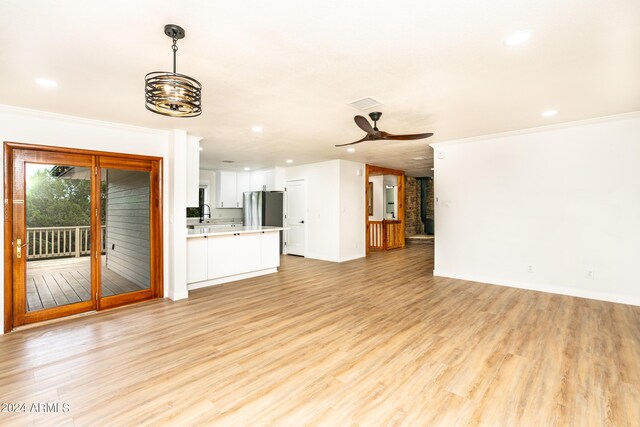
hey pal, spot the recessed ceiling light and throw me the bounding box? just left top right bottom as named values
left=244, top=167, right=250, bottom=171
left=503, top=31, right=532, bottom=46
left=347, top=148, right=355, bottom=153
left=35, top=78, right=58, bottom=88
left=251, top=125, right=263, bottom=133
left=542, top=109, right=558, bottom=117
left=286, top=159, right=293, bottom=164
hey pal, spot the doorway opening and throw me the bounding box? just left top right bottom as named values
left=404, top=176, right=435, bottom=245
left=365, top=164, right=405, bottom=255
left=4, top=143, right=163, bottom=331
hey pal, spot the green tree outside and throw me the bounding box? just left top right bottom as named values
left=26, top=168, right=106, bottom=228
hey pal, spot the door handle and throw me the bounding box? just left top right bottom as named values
left=16, top=238, right=29, bottom=259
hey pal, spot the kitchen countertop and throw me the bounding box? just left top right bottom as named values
left=187, top=225, right=288, bottom=238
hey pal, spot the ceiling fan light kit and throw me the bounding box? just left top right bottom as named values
left=336, top=112, right=433, bottom=147
left=145, top=24, right=202, bottom=118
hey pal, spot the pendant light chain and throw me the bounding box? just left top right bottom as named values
left=172, top=38, right=178, bottom=74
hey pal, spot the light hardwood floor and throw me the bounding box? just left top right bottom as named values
left=1, top=243, right=639, bottom=426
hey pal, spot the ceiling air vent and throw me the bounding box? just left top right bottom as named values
left=348, top=97, right=383, bottom=111
left=222, top=160, right=235, bottom=163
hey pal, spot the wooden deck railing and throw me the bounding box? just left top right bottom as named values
left=26, top=226, right=106, bottom=260
left=368, top=220, right=403, bottom=251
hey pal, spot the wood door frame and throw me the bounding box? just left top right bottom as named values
left=365, top=164, right=406, bottom=256
left=97, top=156, right=163, bottom=310
left=3, top=142, right=164, bottom=332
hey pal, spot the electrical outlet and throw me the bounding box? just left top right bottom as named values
left=527, top=265, right=534, bottom=273
left=586, top=269, right=594, bottom=279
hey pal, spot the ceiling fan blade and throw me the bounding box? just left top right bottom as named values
left=380, top=132, right=434, bottom=141
left=354, top=115, right=375, bottom=135
left=335, top=135, right=370, bottom=147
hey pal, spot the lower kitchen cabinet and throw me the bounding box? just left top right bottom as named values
left=187, top=237, right=208, bottom=283
left=260, top=231, right=279, bottom=269
left=207, top=233, right=261, bottom=279
left=187, top=230, right=281, bottom=285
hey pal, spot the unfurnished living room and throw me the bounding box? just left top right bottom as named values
left=1, top=1, right=639, bottom=426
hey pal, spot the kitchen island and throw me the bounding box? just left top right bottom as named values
left=186, top=226, right=287, bottom=290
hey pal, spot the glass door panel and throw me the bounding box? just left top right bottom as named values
left=100, top=168, right=151, bottom=297
left=25, top=163, right=94, bottom=312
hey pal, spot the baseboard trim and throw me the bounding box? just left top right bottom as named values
left=187, top=268, right=278, bottom=291
left=338, top=253, right=365, bottom=263
left=169, top=290, right=189, bottom=301
left=433, top=270, right=640, bottom=307
left=305, top=253, right=340, bottom=263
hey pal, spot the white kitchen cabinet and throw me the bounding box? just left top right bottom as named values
left=215, top=171, right=237, bottom=208
left=207, top=234, right=234, bottom=278
left=187, top=230, right=282, bottom=287
left=187, top=237, right=208, bottom=283
left=236, top=233, right=262, bottom=273
left=186, top=138, right=200, bottom=207
left=250, top=169, right=275, bottom=191
left=260, top=231, right=280, bottom=269
left=206, top=232, right=262, bottom=279
left=236, top=172, right=251, bottom=208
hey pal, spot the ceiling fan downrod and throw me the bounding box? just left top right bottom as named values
left=369, top=111, right=382, bottom=131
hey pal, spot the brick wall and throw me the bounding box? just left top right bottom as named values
left=404, top=176, right=423, bottom=236
left=426, top=177, right=434, bottom=219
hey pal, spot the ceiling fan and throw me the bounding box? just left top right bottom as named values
left=335, top=112, right=433, bottom=147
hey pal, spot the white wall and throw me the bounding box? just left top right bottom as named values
left=432, top=112, right=640, bottom=306
left=339, top=160, right=366, bottom=261
left=285, top=159, right=365, bottom=262
left=285, top=160, right=340, bottom=261
left=0, top=105, right=190, bottom=333
left=368, top=176, right=384, bottom=221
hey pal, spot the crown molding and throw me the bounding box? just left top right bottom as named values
left=0, top=103, right=171, bottom=137
left=430, top=111, right=640, bottom=148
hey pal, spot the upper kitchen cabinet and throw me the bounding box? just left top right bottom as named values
left=215, top=168, right=280, bottom=208
left=216, top=171, right=237, bottom=208
left=236, top=172, right=251, bottom=208
left=250, top=169, right=275, bottom=191
left=215, top=171, right=251, bottom=208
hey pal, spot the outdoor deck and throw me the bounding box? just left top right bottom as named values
left=26, top=256, right=146, bottom=312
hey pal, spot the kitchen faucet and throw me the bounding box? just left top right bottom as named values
left=199, top=204, right=211, bottom=223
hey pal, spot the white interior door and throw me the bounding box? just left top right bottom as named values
left=286, top=179, right=306, bottom=256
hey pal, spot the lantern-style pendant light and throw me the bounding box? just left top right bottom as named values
left=145, top=24, right=202, bottom=117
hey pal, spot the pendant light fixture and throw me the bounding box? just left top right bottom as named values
left=145, top=24, right=202, bottom=117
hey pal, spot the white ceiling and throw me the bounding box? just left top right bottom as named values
left=1, top=0, right=639, bottom=176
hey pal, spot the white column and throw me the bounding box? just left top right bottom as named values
left=168, top=129, right=189, bottom=300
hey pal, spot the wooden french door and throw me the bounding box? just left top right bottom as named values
left=5, top=143, right=163, bottom=329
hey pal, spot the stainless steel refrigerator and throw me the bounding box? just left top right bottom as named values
left=243, top=191, right=284, bottom=253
